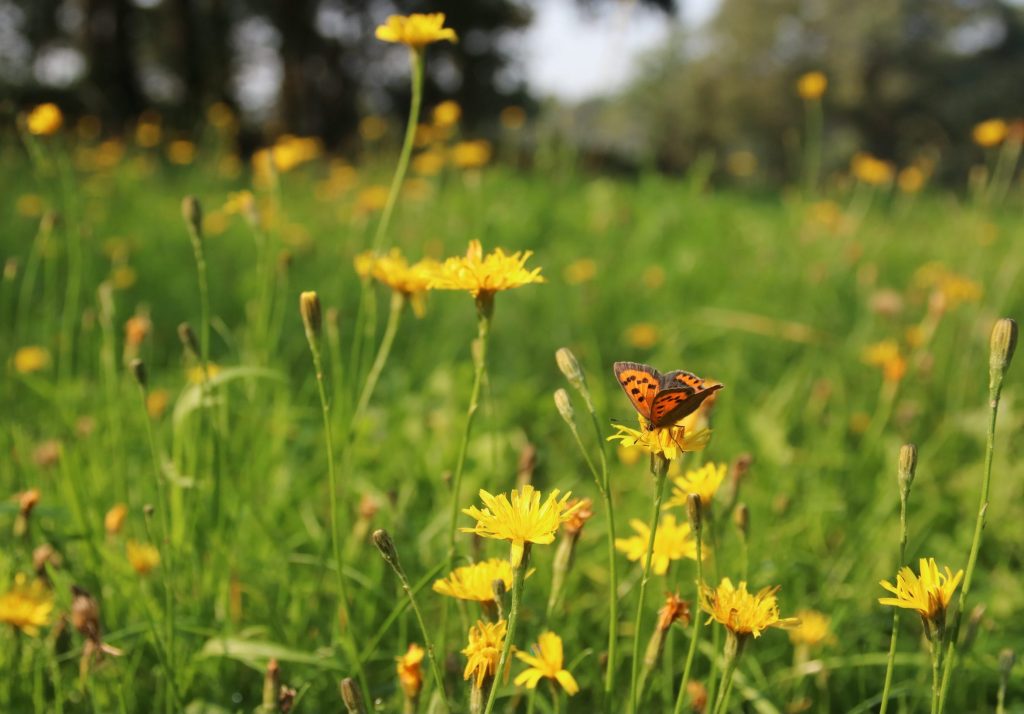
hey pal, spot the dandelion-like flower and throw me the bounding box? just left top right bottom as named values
left=701, top=578, right=799, bottom=639
left=851, top=152, right=895, bottom=186
left=657, top=592, right=692, bottom=631
left=126, top=540, right=161, bottom=575
left=433, top=558, right=523, bottom=602
left=608, top=415, right=711, bottom=461
left=26, top=103, right=63, bottom=136
left=665, top=462, right=727, bottom=508
left=462, top=619, right=507, bottom=688
left=789, top=609, right=833, bottom=647
left=862, top=339, right=907, bottom=383
left=105, top=504, right=128, bottom=535
left=973, top=118, right=1008, bottom=148
left=354, top=249, right=440, bottom=317
left=13, top=346, right=51, bottom=374
left=451, top=140, right=492, bottom=169
left=878, top=557, right=963, bottom=623
left=615, top=514, right=701, bottom=575
left=395, top=643, right=425, bottom=699
left=375, top=13, right=457, bottom=50
left=461, top=485, right=582, bottom=568
left=514, top=631, right=579, bottom=695
left=0, top=574, right=54, bottom=636
left=430, top=239, right=545, bottom=304
left=796, top=71, right=828, bottom=100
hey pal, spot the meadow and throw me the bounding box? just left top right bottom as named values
left=2, top=42, right=1024, bottom=714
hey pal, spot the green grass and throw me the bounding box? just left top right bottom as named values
left=1, top=130, right=1022, bottom=713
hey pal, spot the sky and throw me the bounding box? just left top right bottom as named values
left=521, top=0, right=719, bottom=101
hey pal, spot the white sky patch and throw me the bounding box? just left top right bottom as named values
left=521, top=0, right=718, bottom=101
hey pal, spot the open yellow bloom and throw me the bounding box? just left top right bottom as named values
left=13, top=346, right=52, bottom=374
left=615, top=514, right=701, bottom=575
left=796, top=71, right=828, bottom=100
left=451, top=140, right=492, bottom=169
left=665, top=462, right=727, bottom=508
left=607, top=415, right=711, bottom=461
left=0, top=574, right=54, bottom=636
left=514, top=631, right=579, bottom=695
left=789, top=609, right=833, bottom=647
left=126, top=540, right=161, bottom=575
left=430, top=239, right=544, bottom=299
left=851, top=152, right=895, bottom=186
left=973, top=118, right=1008, bottom=148
left=461, top=485, right=582, bottom=567
left=462, top=619, right=507, bottom=688
left=879, top=557, right=963, bottom=622
left=375, top=13, right=457, bottom=50
left=862, top=339, right=907, bottom=383
left=354, top=249, right=440, bottom=318
left=27, top=103, right=63, bottom=136
left=701, top=578, right=799, bottom=639
left=105, top=503, right=128, bottom=535
left=432, top=100, right=462, bottom=128
left=433, top=558, right=523, bottom=602
left=396, top=643, right=424, bottom=699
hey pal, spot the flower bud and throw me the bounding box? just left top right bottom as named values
left=554, top=388, right=575, bottom=426
left=733, top=503, right=749, bottom=540
left=300, top=291, right=322, bottom=338
left=263, top=659, right=281, bottom=711
left=686, top=493, right=702, bottom=534
left=339, top=677, right=367, bottom=714
left=130, top=358, right=147, bottom=388
left=989, top=318, right=1017, bottom=384
left=178, top=322, right=199, bottom=356
left=898, top=443, right=917, bottom=498
left=181, top=195, right=203, bottom=238
left=372, top=528, right=400, bottom=568
left=999, top=648, right=1016, bottom=677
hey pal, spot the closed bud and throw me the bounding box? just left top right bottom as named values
left=555, top=347, right=595, bottom=411
left=686, top=493, right=702, bottom=534
left=339, top=677, right=367, bottom=714
left=262, top=659, right=281, bottom=711
left=898, top=444, right=917, bottom=498
left=181, top=195, right=203, bottom=237
left=300, top=291, right=322, bottom=338
left=733, top=503, right=749, bottom=540
left=999, top=648, right=1016, bottom=677
left=372, top=528, right=400, bottom=568
left=130, top=358, right=147, bottom=388
left=554, top=388, right=575, bottom=426
left=177, top=322, right=199, bottom=356
left=143, top=503, right=155, bottom=517
left=989, top=318, right=1017, bottom=383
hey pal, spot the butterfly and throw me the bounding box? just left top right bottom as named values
left=613, top=361, right=723, bottom=430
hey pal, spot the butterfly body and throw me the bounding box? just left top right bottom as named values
left=613, top=361, right=722, bottom=429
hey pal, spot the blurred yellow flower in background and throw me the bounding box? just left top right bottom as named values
left=16, top=194, right=45, bottom=217
left=356, top=185, right=390, bottom=213
left=432, top=100, right=462, bottom=128
left=666, top=462, right=727, bottom=507
left=862, top=339, right=907, bottom=383
left=972, top=118, right=1008, bottom=148
left=105, top=503, right=128, bottom=535
left=126, top=540, right=161, bottom=575
left=413, top=148, right=446, bottom=176
left=13, top=346, right=51, bottom=374
left=451, top=140, right=492, bottom=169
left=851, top=152, right=894, bottom=185
left=167, top=140, right=196, bottom=165
left=359, top=115, right=388, bottom=142
left=789, top=609, right=833, bottom=647
left=796, top=71, right=827, bottom=100
left=500, top=105, right=527, bottom=130
left=563, top=258, right=598, bottom=285
left=0, top=574, right=54, bottom=636
left=27, top=103, right=63, bottom=136
left=135, top=111, right=162, bottom=147
left=615, top=514, right=701, bottom=575
left=897, top=165, right=926, bottom=194
left=395, top=643, right=424, bottom=699
left=624, top=322, right=659, bottom=349
left=375, top=13, right=458, bottom=50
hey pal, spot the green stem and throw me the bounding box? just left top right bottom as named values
left=673, top=527, right=704, bottom=714
left=371, top=49, right=424, bottom=253
left=304, top=329, right=369, bottom=702
left=483, top=548, right=530, bottom=714
left=587, top=409, right=619, bottom=706
left=937, top=373, right=1005, bottom=712
left=628, top=455, right=670, bottom=714
left=350, top=291, right=404, bottom=435
left=880, top=482, right=911, bottom=714
left=931, top=638, right=941, bottom=714
left=710, top=636, right=744, bottom=714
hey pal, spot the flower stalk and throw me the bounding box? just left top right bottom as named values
left=482, top=545, right=530, bottom=714
left=674, top=494, right=704, bottom=714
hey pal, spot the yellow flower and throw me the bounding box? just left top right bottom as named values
left=796, top=71, right=827, bottom=100
left=413, top=148, right=446, bottom=176
left=607, top=415, right=711, bottom=461
left=13, top=346, right=51, bottom=374
left=500, top=105, right=527, bottom=130
left=451, top=140, right=492, bottom=169
left=897, top=166, right=926, bottom=194
left=432, top=100, right=462, bottom=128
left=973, top=118, right=1008, bottom=148
left=433, top=558, right=519, bottom=602
left=851, top=152, right=895, bottom=186
left=789, top=609, right=833, bottom=647
left=396, top=643, right=425, bottom=699
left=461, top=485, right=582, bottom=567
left=879, top=557, right=963, bottom=622
left=272, top=135, right=321, bottom=172
left=146, top=389, right=170, bottom=419
left=462, top=619, right=507, bottom=688
left=375, top=13, right=457, bottom=50
left=0, top=574, right=54, bottom=636
left=105, top=503, right=128, bottom=535
left=665, top=462, right=727, bottom=508
left=126, top=540, right=161, bottom=575
left=514, top=632, right=579, bottom=695
left=624, top=322, right=659, bottom=349
left=359, top=115, right=388, bottom=142
left=861, top=340, right=907, bottom=383
left=356, top=185, right=390, bottom=213
left=354, top=249, right=440, bottom=318
left=206, top=102, right=236, bottom=131
left=167, top=140, right=196, bottom=165
left=563, top=258, right=597, bottom=285
left=701, top=578, right=799, bottom=639
left=187, top=363, right=222, bottom=384
left=135, top=112, right=162, bottom=147
left=26, top=103, right=63, bottom=136
left=615, top=514, right=701, bottom=575
left=16, top=194, right=44, bottom=217
left=430, top=239, right=545, bottom=300
left=657, top=592, right=692, bottom=631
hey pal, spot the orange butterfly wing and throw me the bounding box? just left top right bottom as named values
left=613, top=361, right=661, bottom=422
left=649, top=385, right=722, bottom=427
